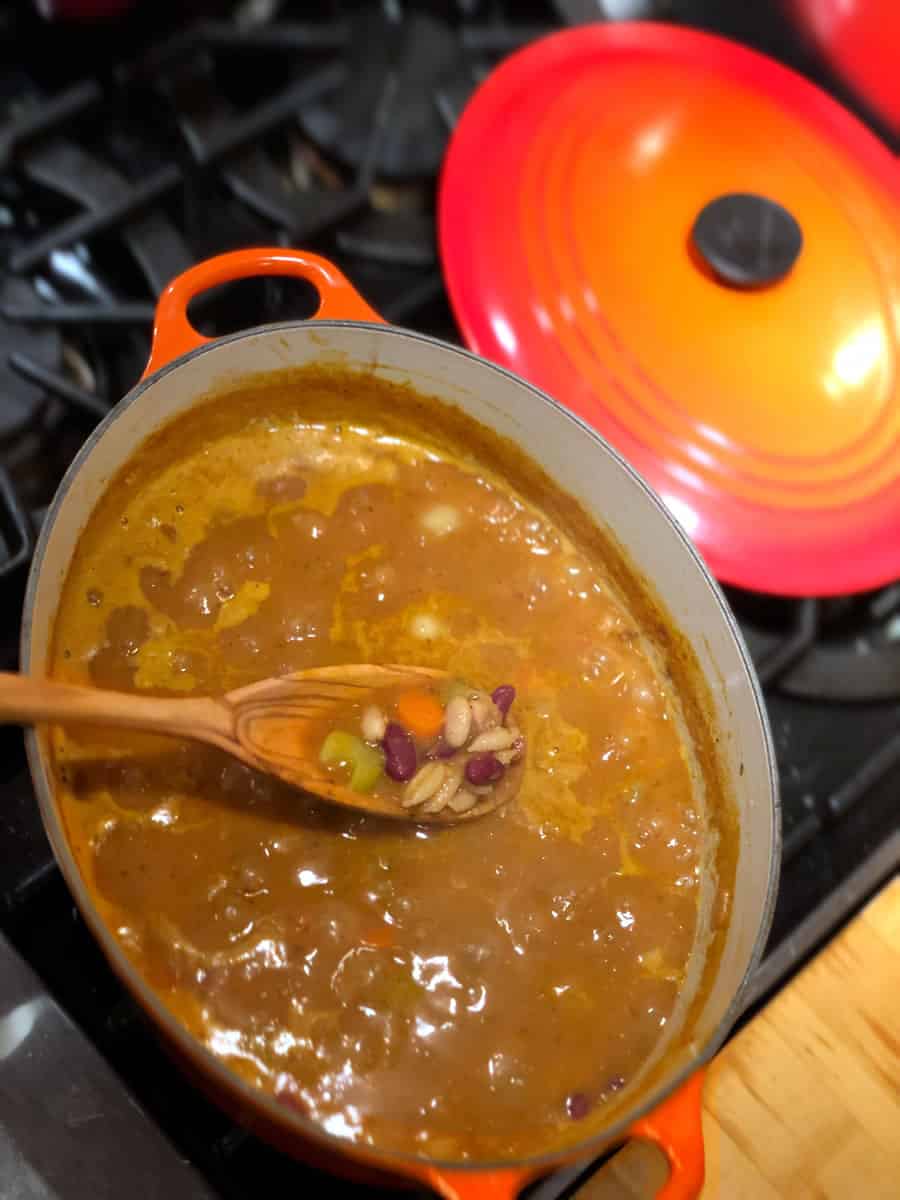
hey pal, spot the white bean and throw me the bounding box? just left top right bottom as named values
left=468, top=726, right=515, bottom=753
left=496, top=735, right=525, bottom=766
left=421, top=504, right=461, bottom=537
left=409, top=612, right=447, bottom=640
left=421, top=764, right=464, bottom=813
left=447, top=789, right=477, bottom=814
left=470, top=695, right=501, bottom=733
left=444, top=695, right=472, bottom=748
left=401, top=761, right=447, bottom=808
left=361, top=704, right=387, bottom=743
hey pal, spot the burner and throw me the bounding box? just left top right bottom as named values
left=159, top=58, right=364, bottom=249
left=17, top=137, right=191, bottom=292
left=298, top=9, right=474, bottom=178
left=0, top=277, right=62, bottom=440
left=552, top=0, right=662, bottom=21
left=727, top=586, right=900, bottom=702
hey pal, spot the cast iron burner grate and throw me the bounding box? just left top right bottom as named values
left=0, top=3, right=896, bottom=1199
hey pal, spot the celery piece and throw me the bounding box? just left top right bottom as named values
left=349, top=742, right=384, bottom=792
left=320, top=730, right=360, bottom=767
left=319, top=730, right=384, bottom=792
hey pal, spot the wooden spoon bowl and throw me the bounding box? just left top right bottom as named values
left=0, top=665, right=517, bottom=824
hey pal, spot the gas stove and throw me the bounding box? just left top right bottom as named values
left=0, top=3, right=897, bottom=1198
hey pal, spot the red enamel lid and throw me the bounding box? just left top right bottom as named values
left=438, top=23, right=900, bottom=596
left=787, top=0, right=900, bottom=134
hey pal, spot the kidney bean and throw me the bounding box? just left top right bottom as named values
left=382, top=722, right=417, bottom=782
left=491, top=684, right=516, bottom=719
left=465, top=752, right=504, bottom=786
left=565, top=1091, right=591, bottom=1120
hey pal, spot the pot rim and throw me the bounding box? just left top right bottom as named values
left=21, top=318, right=781, bottom=1177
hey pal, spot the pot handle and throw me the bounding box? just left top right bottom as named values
left=144, top=246, right=384, bottom=378
left=628, top=1069, right=706, bottom=1199
left=421, top=1071, right=706, bottom=1200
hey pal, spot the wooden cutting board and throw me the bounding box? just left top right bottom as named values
left=574, top=876, right=900, bottom=1200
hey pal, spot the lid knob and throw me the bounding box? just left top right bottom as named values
left=690, top=193, right=803, bottom=289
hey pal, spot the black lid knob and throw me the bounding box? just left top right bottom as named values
left=691, top=193, right=803, bottom=289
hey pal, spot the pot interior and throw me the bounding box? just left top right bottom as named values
left=23, top=320, right=778, bottom=1171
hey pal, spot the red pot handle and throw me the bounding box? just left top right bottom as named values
left=422, top=1167, right=538, bottom=1199
left=421, top=1070, right=706, bottom=1200
left=628, top=1069, right=706, bottom=1199
left=143, top=246, right=384, bottom=379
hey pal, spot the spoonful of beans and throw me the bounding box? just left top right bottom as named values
left=0, top=666, right=524, bottom=823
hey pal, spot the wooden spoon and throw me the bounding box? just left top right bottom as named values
left=0, top=665, right=517, bottom=824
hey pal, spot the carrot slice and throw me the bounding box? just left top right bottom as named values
left=395, top=689, right=445, bottom=739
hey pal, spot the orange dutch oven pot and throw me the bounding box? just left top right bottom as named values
left=23, top=247, right=779, bottom=1200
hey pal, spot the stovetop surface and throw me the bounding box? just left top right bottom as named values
left=0, top=2, right=897, bottom=1197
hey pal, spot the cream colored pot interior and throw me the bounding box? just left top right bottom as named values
left=23, top=321, right=779, bottom=1164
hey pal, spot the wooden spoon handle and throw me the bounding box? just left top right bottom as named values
left=0, top=672, right=235, bottom=748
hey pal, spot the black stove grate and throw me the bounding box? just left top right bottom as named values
left=0, top=3, right=897, bottom=1198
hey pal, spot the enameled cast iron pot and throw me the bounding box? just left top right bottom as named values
left=22, top=248, right=780, bottom=1200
